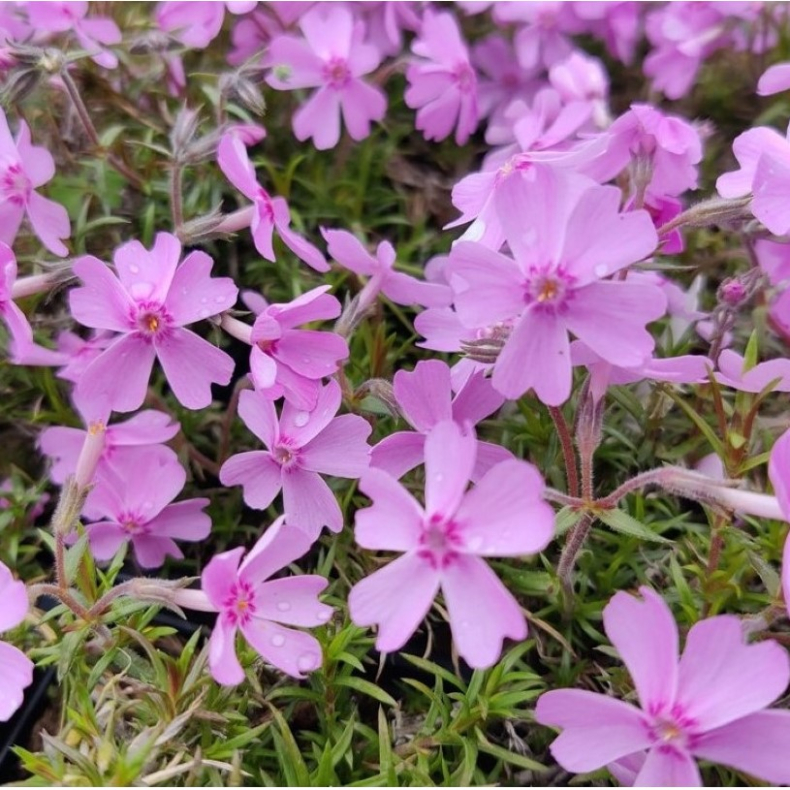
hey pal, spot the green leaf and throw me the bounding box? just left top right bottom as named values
left=377, top=707, right=396, bottom=786
left=63, top=532, right=90, bottom=585
left=597, top=508, right=672, bottom=544
left=665, top=391, right=724, bottom=456
left=475, top=728, right=546, bottom=772
left=555, top=506, right=582, bottom=536
left=333, top=676, right=397, bottom=707
left=268, top=705, right=310, bottom=786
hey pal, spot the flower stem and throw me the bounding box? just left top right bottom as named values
left=548, top=405, right=580, bottom=499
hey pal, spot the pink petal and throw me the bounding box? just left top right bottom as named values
left=76, top=334, right=157, bottom=414
left=272, top=197, right=329, bottom=272
left=202, top=547, right=245, bottom=609
left=393, top=360, right=453, bottom=432
left=603, top=587, right=679, bottom=717
left=441, top=554, right=526, bottom=668
left=0, top=201, right=25, bottom=249
left=279, top=379, right=341, bottom=447
left=564, top=281, right=665, bottom=368
left=108, top=410, right=180, bottom=445
left=322, top=228, right=379, bottom=276
left=423, top=420, right=476, bottom=518
left=165, top=251, right=238, bottom=325
left=340, top=79, right=387, bottom=140
left=269, top=285, right=340, bottom=329
left=147, top=499, right=211, bottom=541
left=454, top=459, right=554, bottom=556
left=348, top=552, right=440, bottom=652
left=472, top=440, right=514, bottom=482
left=241, top=618, right=323, bottom=678
left=155, top=327, right=234, bottom=409
left=382, top=271, right=452, bottom=308
left=266, top=35, right=324, bottom=89
left=15, top=121, right=55, bottom=187
left=293, top=87, right=342, bottom=150
left=758, top=63, right=790, bottom=96
left=274, top=329, right=347, bottom=379
left=209, top=617, right=244, bottom=686
left=0, top=561, right=28, bottom=632
left=70, top=255, right=134, bottom=332
left=251, top=206, right=276, bottom=261
left=299, top=5, right=352, bottom=59
left=451, top=369, right=504, bottom=426
left=217, top=133, right=260, bottom=200
left=86, top=521, right=127, bottom=561
left=237, top=388, right=278, bottom=448
left=282, top=467, right=342, bottom=538
left=273, top=363, right=319, bottom=410
left=634, top=746, right=701, bottom=787
left=114, top=233, right=180, bottom=304
left=255, top=576, right=331, bottom=627
left=692, top=710, right=790, bottom=785
left=494, top=307, right=571, bottom=405
left=240, top=518, right=314, bottom=586
left=753, top=151, right=790, bottom=236
left=0, top=641, right=33, bottom=722
left=535, top=690, right=653, bottom=772
left=370, top=432, right=427, bottom=479
left=250, top=347, right=279, bottom=393
left=26, top=191, right=69, bottom=257
left=355, top=467, right=424, bottom=551
left=300, top=414, right=371, bottom=477
left=219, top=451, right=282, bottom=510
left=717, top=127, right=789, bottom=198
left=132, top=535, right=183, bottom=568
left=675, top=615, right=790, bottom=731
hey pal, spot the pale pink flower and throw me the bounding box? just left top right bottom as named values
left=371, top=360, right=510, bottom=481
left=405, top=10, right=478, bottom=145
left=156, top=1, right=256, bottom=48
left=217, top=133, right=328, bottom=272
left=349, top=420, right=554, bottom=669
left=448, top=168, right=664, bottom=405
left=266, top=5, right=387, bottom=150
left=220, top=380, right=371, bottom=539
left=70, top=233, right=238, bottom=413
left=0, top=107, right=70, bottom=257
left=228, top=3, right=310, bottom=66
left=536, top=586, right=790, bottom=786
left=220, top=285, right=348, bottom=411
left=755, top=239, right=790, bottom=338
left=715, top=349, right=790, bottom=393
left=54, top=330, right=114, bottom=384
left=202, top=517, right=332, bottom=684
left=85, top=448, right=211, bottom=569
left=0, top=560, right=33, bottom=721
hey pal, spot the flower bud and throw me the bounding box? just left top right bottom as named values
left=74, top=421, right=106, bottom=489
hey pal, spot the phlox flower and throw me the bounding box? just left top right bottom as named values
left=447, top=167, right=665, bottom=405
left=25, top=2, right=122, bottom=69
left=266, top=5, right=387, bottom=150
left=536, top=586, right=790, bottom=786
left=356, top=1, right=421, bottom=59
left=220, top=285, right=348, bottom=411
left=228, top=3, right=310, bottom=66
left=202, top=517, right=332, bottom=684
left=217, top=133, right=327, bottom=271
left=84, top=448, right=211, bottom=568
left=755, top=239, right=790, bottom=338
left=0, top=561, right=33, bottom=721
left=322, top=228, right=451, bottom=310
left=349, top=420, right=554, bottom=669
left=54, top=330, right=113, bottom=384
left=715, top=348, right=790, bottom=393
left=220, top=380, right=371, bottom=539
left=572, top=2, right=641, bottom=65
left=371, top=359, right=510, bottom=481
left=0, top=243, right=63, bottom=365
left=69, top=232, right=238, bottom=413
left=156, top=1, right=256, bottom=48
left=405, top=10, right=478, bottom=145
left=0, top=107, right=70, bottom=257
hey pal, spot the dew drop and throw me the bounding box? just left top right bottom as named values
left=316, top=609, right=331, bottom=622
left=466, top=536, right=483, bottom=552
left=200, top=296, right=208, bottom=304
left=130, top=281, right=153, bottom=300
left=198, top=308, right=210, bottom=319
left=181, top=287, right=188, bottom=296
left=271, top=634, right=286, bottom=647
left=297, top=653, right=318, bottom=672
left=129, top=264, right=140, bottom=274
left=142, top=500, right=153, bottom=511
left=277, top=601, right=291, bottom=612
left=435, top=473, right=444, bottom=483
left=215, top=295, right=226, bottom=303
left=293, top=412, right=309, bottom=428
left=594, top=263, right=608, bottom=278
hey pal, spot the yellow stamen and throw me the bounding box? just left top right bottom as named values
left=147, top=315, right=159, bottom=332
left=537, top=281, right=559, bottom=303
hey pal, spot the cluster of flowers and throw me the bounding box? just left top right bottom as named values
left=2, top=2, right=790, bottom=786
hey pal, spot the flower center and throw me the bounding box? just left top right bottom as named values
left=0, top=162, right=31, bottom=205
left=256, top=188, right=275, bottom=221
left=133, top=302, right=172, bottom=338
left=223, top=580, right=256, bottom=626
left=273, top=442, right=299, bottom=469
left=119, top=512, right=148, bottom=535
left=418, top=513, right=461, bottom=569
left=453, top=61, right=475, bottom=93
left=323, top=56, right=351, bottom=89
left=526, top=268, right=574, bottom=311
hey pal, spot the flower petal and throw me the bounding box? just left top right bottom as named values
left=219, top=451, right=282, bottom=510
left=255, top=576, right=331, bottom=627
left=355, top=468, right=423, bottom=551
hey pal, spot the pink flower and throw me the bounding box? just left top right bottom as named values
left=202, top=517, right=332, bottom=684
left=371, top=360, right=510, bottom=481
left=0, top=560, right=33, bottom=721
left=228, top=3, right=310, bottom=66
left=0, top=107, right=70, bottom=257
left=405, top=10, right=478, bottom=145
left=266, top=5, right=387, bottom=150
left=349, top=420, right=554, bottom=669
left=217, top=133, right=328, bottom=272
left=156, top=1, right=256, bottom=48
left=70, top=233, right=238, bottom=413
left=221, top=285, right=348, bottom=411
left=715, top=349, right=790, bottom=393
left=322, top=228, right=451, bottom=310
left=220, top=380, right=371, bottom=539
left=25, top=2, right=122, bottom=69
left=768, top=429, right=790, bottom=609
left=536, top=586, right=790, bottom=786
left=54, top=330, right=114, bottom=384
left=447, top=168, right=664, bottom=405
left=758, top=62, right=790, bottom=96
left=85, top=449, right=211, bottom=568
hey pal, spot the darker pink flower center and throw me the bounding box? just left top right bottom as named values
left=273, top=441, right=300, bottom=469
left=256, top=188, right=275, bottom=222
left=223, top=579, right=256, bottom=626
left=119, top=512, right=149, bottom=535
left=133, top=302, right=172, bottom=338
left=645, top=706, right=699, bottom=752
left=418, top=513, right=461, bottom=569
left=525, top=268, right=574, bottom=311
left=0, top=162, right=31, bottom=205
left=324, top=56, right=351, bottom=89
left=453, top=62, right=475, bottom=93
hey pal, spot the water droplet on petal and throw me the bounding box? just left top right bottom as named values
left=142, top=500, right=153, bottom=511
left=594, top=264, right=608, bottom=278
left=271, top=634, right=285, bottom=647
left=129, top=264, right=140, bottom=274
left=200, top=297, right=208, bottom=304
left=277, top=601, right=291, bottom=612
left=198, top=308, right=210, bottom=319
left=316, top=609, right=331, bottom=622
left=297, top=653, right=318, bottom=672
left=466, top=536, right=483, bottom=552
left=215, top=295, right=226, bottom=303
left=181, top=287, right=188, bottom=295
left=294, top=412, right=309, bottom=428
left=435, top=473, right=444, bottom=483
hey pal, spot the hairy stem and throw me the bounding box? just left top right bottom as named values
left=548, top=405, right=580, bottom=499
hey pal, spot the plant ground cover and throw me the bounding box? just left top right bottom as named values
left=2, top=1, right=790, bottom=786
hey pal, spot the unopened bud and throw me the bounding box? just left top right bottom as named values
left=74, top=421, right=106, bottom=489
left=177, top=205, right=228, bottom=245
left=220, top=69, right=267, bottom=118
left=658, top=196, right=753, bottom=237
left=575, top=377, right=604, bottom=456
left=170, top=105, right=201, bottom=160
left=718, top=277, right=748, bottom=307
left=355, top=378, right=401, bottom=419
